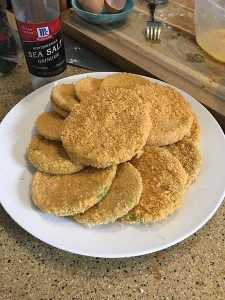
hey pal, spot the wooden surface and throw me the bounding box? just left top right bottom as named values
left=61, top=0, right=225, bottom=122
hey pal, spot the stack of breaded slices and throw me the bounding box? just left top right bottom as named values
left=27, top=73, right=202, bottom=227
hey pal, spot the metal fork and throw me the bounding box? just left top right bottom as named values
left=146, top=1, right=162, bottom=42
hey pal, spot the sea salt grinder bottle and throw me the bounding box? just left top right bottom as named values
left=11, top=0, right=67, bottom=89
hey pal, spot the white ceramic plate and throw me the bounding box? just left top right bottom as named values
left=1, top=72, right=225, bottom=258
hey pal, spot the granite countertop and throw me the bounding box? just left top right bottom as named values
left=0, top=13, right=225, bottom=298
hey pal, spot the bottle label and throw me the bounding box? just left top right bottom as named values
left=16, top=17, right=66, bottom=78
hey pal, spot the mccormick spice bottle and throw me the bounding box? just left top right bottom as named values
left=11, top=0, right=67, bottom=89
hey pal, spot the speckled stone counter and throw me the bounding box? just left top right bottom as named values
left=0, top=54, right=225, bottom=300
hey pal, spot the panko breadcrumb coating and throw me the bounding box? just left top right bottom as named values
left=27, top=73, right=203, bottom=229
left=61, top=88, right=151, bottom=168
left=27, top=135, right=84, bottom=175
left=183, top=113, right=201, bottom=145
left=166, top=139, right=203, bottom=187
left=121, top=146, right=188, bottom=224
left=74, top=77, right=102, bottom=101
left=35, top=112, right=64, bottom=141
left=135, top=84, right=193, bottom=146
left=52, top=102, right=69, bottom=118
left=74, top=163, right=142, bottom=227
left=100, top=73, right=149, bottom=89
left=31, top=165, right=117, bottom=216
left=51, top=83, right=79, bottom=112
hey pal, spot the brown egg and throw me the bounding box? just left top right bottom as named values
left=78, top=0, right=105, bottom=14
left=104, top=0, right=126, bottom=14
